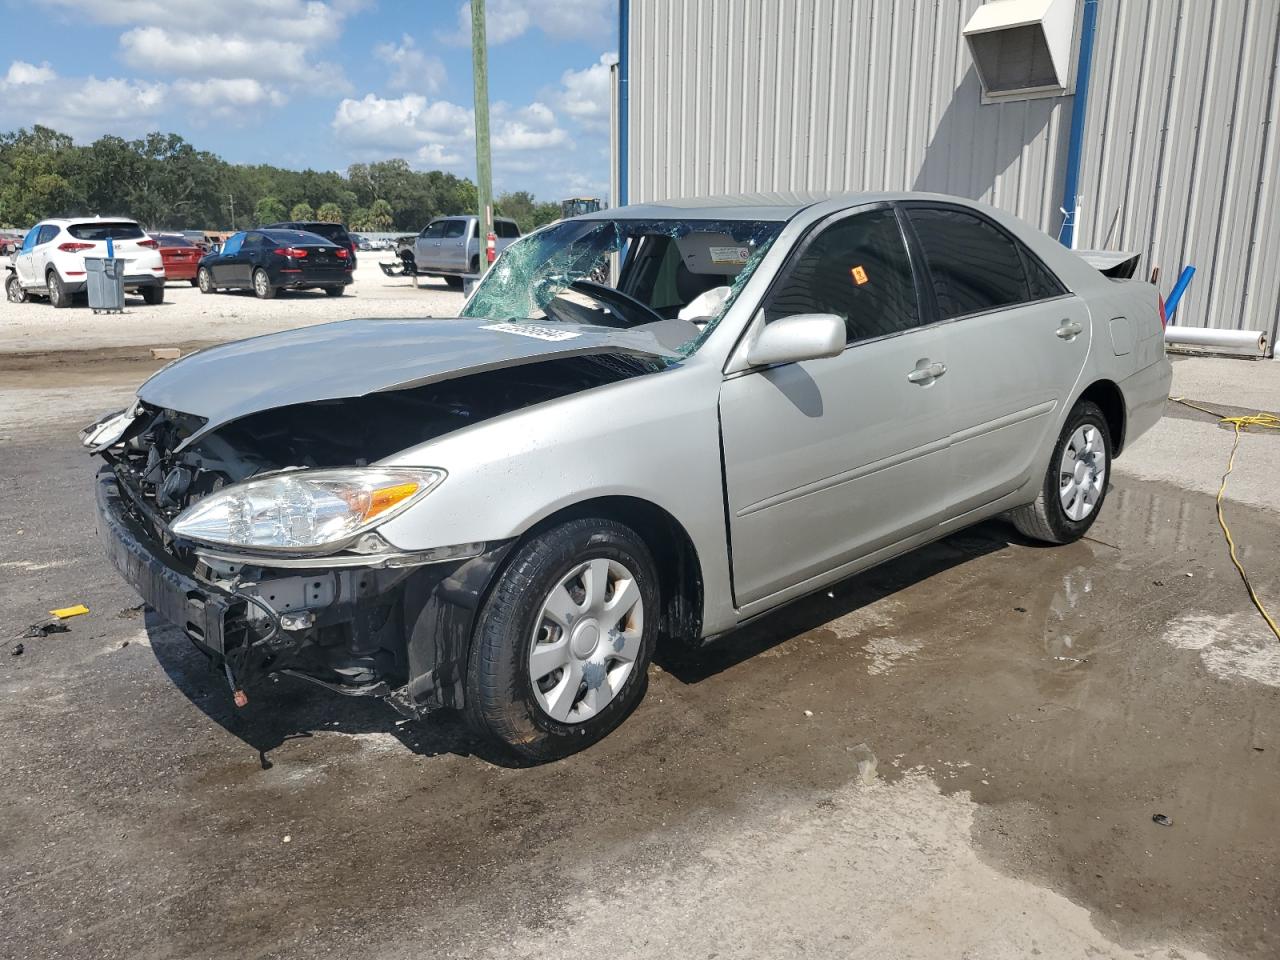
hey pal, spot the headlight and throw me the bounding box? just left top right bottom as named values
left=170, top=467, right=445, bottom=552
left=81, top=407, right=136, bottom=450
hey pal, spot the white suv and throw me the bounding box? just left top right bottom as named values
left=5, top=217, right=166, bottom=307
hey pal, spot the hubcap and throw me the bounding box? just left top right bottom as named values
left=1059, top=424, right=1106, bottom=521
left=528, top=557, right=644, bottom=724
left=255, top=272, right=266, bottom=294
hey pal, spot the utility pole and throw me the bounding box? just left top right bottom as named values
left=470, top=0, right=494, bottom=274
left=227, top=193, right=236, bottom=230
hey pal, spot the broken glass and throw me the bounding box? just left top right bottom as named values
left=461, top=218, right=783, bottom=355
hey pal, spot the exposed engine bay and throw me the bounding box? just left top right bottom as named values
left=95, top=352, right=662, bottom=709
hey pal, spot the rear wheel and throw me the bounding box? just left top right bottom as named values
left=1010, top=400, right=1112, bottom=544
left=141, top=283, right=164, bottom=305
left=5, top=273, right=25, bottom=303
left=188, top=277, right=199, bottom=287
left=47, top=269, right=70, bottom=308
left=324, top=285, right=345, bottom=297
left=470, top=255, right=480, bottom=275
left=252, top=268, right=276, bottom=300
left=197, top=267, right=215, bottom=294
left=444, top=275, right=464, bottom=290
left=465, top=518, right=658, bottom=762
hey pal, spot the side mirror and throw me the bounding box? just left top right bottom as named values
left=745, top=313, right=845, bottom=367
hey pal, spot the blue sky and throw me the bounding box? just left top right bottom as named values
left=0, top=0, right=618, bottom=201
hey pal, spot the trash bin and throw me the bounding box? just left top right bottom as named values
left=85, top=257, right=125, bottom=314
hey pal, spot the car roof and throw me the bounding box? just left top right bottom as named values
left=575, top=190, right=975, bottom=223
left=432, top=214, right=518, bottom=222
left=37, top=216, right=141, bottom=226
left=257, top=228, right=338, bottom=242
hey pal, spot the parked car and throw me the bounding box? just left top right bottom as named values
left=351, top=233, right=372, bottom=251
left=6, top=217, right=164, bottom=307
left=151, top=233, right=203, bottom=285
left=406, top=215, right=520, bottom=288
left=195, top=228, right=353, bottom=299
left=86, top=191, right=1169, bottom=762
left=261, top=220, right=357, bottom=267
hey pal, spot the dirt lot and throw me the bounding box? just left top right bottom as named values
left=1, top=283, right=1278, bottom=959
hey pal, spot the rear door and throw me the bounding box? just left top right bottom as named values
left=901, top=203, right=1089, bottom=515
left=719, top=205, right=954, bottom=608
left=440, top=218, right=469, bottom=273
left=414, top=220, right=446, bottom=269
left=495, top=219, right=521, bottom=256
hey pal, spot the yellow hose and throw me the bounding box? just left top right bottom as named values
left=1170, top=396, right=1280, bottom=641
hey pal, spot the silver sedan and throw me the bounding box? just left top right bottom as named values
left=86, top=191, right=1171, bottom=761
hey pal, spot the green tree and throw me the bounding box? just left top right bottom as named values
left=290, top=201, right=315, bottom=220
left=254, top=196, right=286, bottom=224
left=366, top=198, right=394, bottom=231
left=348, top=206, right=370, bottom=231
left=316, top=201, right=344, bottom=223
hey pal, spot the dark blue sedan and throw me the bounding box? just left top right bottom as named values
left=196, top=228, right=353, bottom=299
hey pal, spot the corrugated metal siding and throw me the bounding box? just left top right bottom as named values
left=627, top=0, right=1280, bottom=348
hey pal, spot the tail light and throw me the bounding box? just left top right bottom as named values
left=58, top=242, right=94, bottom=253
left=335, top=247, right=350, bottom=259
left=274, top=247, right=309, bottom=258
left=1158, top=294, right=1167, bottom=328
left=137, top=239, right=159, bottom=249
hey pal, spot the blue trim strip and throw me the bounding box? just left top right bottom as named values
left=1060, top=0, right=1099, bottom=247
left=618, top=0, right=630, bottom=207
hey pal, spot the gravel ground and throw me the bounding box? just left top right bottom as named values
left=0, top=259, right=466, bottom=354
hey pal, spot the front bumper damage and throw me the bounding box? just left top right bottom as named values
left=95, top=468, right=512, bottom=716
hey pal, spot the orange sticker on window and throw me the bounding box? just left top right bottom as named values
left=851, top=265, right=869, bottom=285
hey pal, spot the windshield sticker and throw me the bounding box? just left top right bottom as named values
left=481, top=322, right=582, bottom=342
left=851, top=265, right=869, bottom=285
left=709, top=245, right=751, bottom=265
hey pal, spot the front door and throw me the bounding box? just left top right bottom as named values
left=212, top=232, right=247, bottom=286
left=901, top=204, right=1092, bottom=515
left=414, top=220, right=446, bottom=270
left=719, top=205, right=953, bottom=608
left=13, top=226, right=41, bottom=285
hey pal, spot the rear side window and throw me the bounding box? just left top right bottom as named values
left=764, top=207, right=920, bottom=343
left=496, top=220, right=520, bottom=238
left=443, top=219, right=467, bottom=239
left=421, top=221, right=446, bottom=239
left=905, top=207, right=1059, bottom=319
left=69, top=221, right=145, bottom=241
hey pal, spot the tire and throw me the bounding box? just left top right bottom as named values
left=252, top=268, right=276, bottom=300
left=1010, top=400, right=1112, bottom=544
left=444, top=275, right=464, bottom=290
left=188, top=277, right=199, bottom=287
left=469, top=255, right=480, bottom=275
left=324, top=285, right=345, bottom=297
left=141, top=283, right=164, bottom=305
left=197, top=267, right=215, bottom=294
left=47, top=269, right=70, bottom=308
left=5, top=273, right=25, bottom=303
left=465, top=518, right=659, bottom=762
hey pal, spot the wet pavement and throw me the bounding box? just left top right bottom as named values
left=1, top=373, right=1278, bottom=959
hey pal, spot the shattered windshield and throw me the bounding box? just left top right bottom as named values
left=460, top=218, right=782, bottom=355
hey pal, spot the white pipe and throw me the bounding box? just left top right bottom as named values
left=1164, top=325, right=1267, bottom=357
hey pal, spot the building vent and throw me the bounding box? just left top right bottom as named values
left=963, top=0, right=1077, bottom=100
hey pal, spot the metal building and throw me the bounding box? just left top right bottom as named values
left=615, top=0, right=1280, bottom=353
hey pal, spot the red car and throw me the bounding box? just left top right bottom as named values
left=152, top=233, right=204, bottom=285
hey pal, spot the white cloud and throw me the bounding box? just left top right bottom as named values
left=557, top=52, right=616, bottom=130
left=0, top=62, right=165, bottom=136
left=375, top=34, right=446, bottom=93
left=44, top=0, right=353, bottom=43
left=331, top=93, right=472, bottom=153
left=5, top=61, right=56, bottom=85
left=438, top=0, right=614, bottom=45
left=173, top=78, right=288, bottom=110
left=120, top=28, right=340, bottom=86
left=492, top=101, right=568, bottom=150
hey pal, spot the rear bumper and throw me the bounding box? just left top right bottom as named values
left=163, top=262, right=199, bottom=281
left=1119, top=356, right=1173, bottom=452
left=269, top=268, right=353, bottom=288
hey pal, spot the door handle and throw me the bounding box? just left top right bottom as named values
left=1056, top=319, right=1083, bottom=339
left=907, top=360, right=947, bottom=384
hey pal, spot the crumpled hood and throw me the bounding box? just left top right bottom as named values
left=137, top=316, right=692, bottom=449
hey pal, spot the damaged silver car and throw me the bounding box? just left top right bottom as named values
left=87, top=192, right=1171, bottom=761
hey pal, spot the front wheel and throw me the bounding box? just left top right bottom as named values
left=252, top=268, right=276, bottom=300
left=444, top=275, right=464, bottom=290
left=1009, top=400, right=1112, bottom=544
left=5, top=273, right=25, bottom=303
left=465, top=518, right=658, bottom=762
left=197, top=267, right=215, bottom=294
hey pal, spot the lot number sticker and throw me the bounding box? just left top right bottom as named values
left=481, top=322, right=582, bottom=341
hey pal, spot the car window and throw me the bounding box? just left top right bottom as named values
left=36, top=225, right=60, bottom=245
left=421, top=221, right=446, bottom=239
left=221, top=232, right=246, bottom=256
left=20, top=228, right=40, bottom=252
left=905, top=206, right=1047, bottom=319
left=68, top=221, right=145, bottom=241
left=156, top=234, right=194, bottom=247
left=443, top=219, right=467, bottom=239
left=763, top=207, right=920, bottom=343
left=496, top=220, right=520, bottom=238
